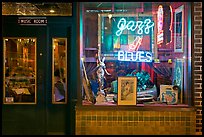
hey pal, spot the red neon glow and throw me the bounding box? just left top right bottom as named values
left=157, top=5, right=164, bottom=44
left=166, top=5, right=173, bottom=45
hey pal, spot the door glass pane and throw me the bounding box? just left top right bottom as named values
left=3, top=38, right=36, bottom=104
left=52, top=38, right=67, bottom=104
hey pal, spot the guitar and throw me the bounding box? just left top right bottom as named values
left=81, top=58, right=96, bottom=104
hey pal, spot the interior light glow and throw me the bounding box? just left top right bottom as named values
left=108, top=14, right=112, bottom=19
left=49, top=9, right=55, bottom=13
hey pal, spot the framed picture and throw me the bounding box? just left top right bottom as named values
left=117, top=76, right=137, bottom=105
left=174, top=5, right=184, bottom=52
left=173, top=58, right=184, bottom=103
left=160, top=85, right=178, bottom=105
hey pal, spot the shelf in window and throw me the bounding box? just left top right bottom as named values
left=85, top=48, right=98, bottom=51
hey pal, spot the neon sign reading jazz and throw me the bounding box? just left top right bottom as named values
left=116, top=18, right=154, bottom=36
left=118, top=50, right=152, bottom=62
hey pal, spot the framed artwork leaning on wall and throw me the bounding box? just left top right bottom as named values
left=117, top=76, right=137, bottom=105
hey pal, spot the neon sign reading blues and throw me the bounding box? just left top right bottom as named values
left=116, top=18, right=154, bottom=36
left=118, top=50, right=152, bottom=62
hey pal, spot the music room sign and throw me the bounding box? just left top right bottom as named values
left=18, top=17, right=47, bottom=26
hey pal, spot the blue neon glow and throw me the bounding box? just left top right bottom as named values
left=118, top=50, right=152, bottom=62
left=116, top=18, right=154, bottom=36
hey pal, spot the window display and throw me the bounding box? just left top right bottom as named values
left=80, top=2, right=192, bottom=106
left=3, top=38, right=36, bottom=104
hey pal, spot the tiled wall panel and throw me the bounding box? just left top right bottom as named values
left=76, top=110, right=196, bottom=135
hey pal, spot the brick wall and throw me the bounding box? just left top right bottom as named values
left=193, top=2, right=202, bottom=135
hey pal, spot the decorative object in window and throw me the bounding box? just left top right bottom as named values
left=117, top=76, right=137, bottom=105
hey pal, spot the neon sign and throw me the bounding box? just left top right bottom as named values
left=167, top=6, right=173, bottom=45
left=118, top=50, right=152, bottom=62
left=128, top=36, right=143, bottom=51
left=157, top=5, right=173, bottom=45
left=113, top=17, right=154, bottom=62
left=116, top=18, right=154, bottom=36
left=157, top=5, right=164, bottom=44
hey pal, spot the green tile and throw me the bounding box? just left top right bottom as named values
left=134, top=116, right=138, bottom=121
left=160, top=116, right=164, bottom=121
left=82, top=116, right=86, bottom=120
left=129, top=117, right=133, bottom=121
left=155, top=117, right=159, bottom=121
left=87, top=116, right=91, bottom=120
left=92, top=116, right=96, bottom=121
left=123, top=116, right=128, bottom=121
left=97, top=116, right=101, bottom=121
left=186, top=117, right=190, bottom=121
left=108, top=117, right=113, bottom=121
left=139, top=117, right=143, bottom=121
left=170, top=117, right=174, bottom=121
left=186, top=122, right=191, bottom=126
left=186, top=127, right=190, bottom=132
left=102, top=116, right=107, bottom=121
left=81, top=122, right=86, bottom=127
left=150, top=117, right=155, bottom=121
left=144, top=117, right=149, bottom=121
left=176, top=117, right=180, bottom=121
left=113, top=116, right=117, bottom=121
left=181, top=117, right=185, bottom=121
left=165, top=117, right=169, bottom=121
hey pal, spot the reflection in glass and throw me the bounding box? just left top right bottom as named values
left=52, top=38, right=67, bottom=104
left=3, top=38, right=36, bottom=104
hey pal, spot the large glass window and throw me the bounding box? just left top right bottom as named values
left=80, top=2, right=192, bottom=106
left=3, top=38, right=36, bottom=104
left=52, top=38, right=67, bottom=104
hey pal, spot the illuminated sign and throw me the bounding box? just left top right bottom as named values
left=114, top=17, right=154, bottom=62
left=118, top=50, right=152, bottom=62
left=128, top=36, right=143, bottom=51
left=116, top=18, right=154, bottom=36
left=157, top=5, right=164, bottom=44
left=167, top=6, right=173, bottom=45
left=18, top=17, right=47, bottom=26
left=157, top=5, right=173, bottom=45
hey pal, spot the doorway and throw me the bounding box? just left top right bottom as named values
left=2, top=16, right=73, bottom=135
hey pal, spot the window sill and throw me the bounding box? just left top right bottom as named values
left=76, top=100, right=196, bottom=112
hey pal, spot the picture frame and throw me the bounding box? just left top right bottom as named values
left=117, top=76, right=137, bottom=105
left=174, top=5, right=184, bottom=52
left=160, top=85, right=178, bottom=105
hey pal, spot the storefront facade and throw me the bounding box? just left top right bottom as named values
left=2, top=2, right=202, bottom=135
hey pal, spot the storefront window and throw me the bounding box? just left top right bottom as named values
left=80, top=2, right=192, bottom=106
left=52, top=38, right=67, bottom=104
left=3, top=38, right=36, bottom=104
